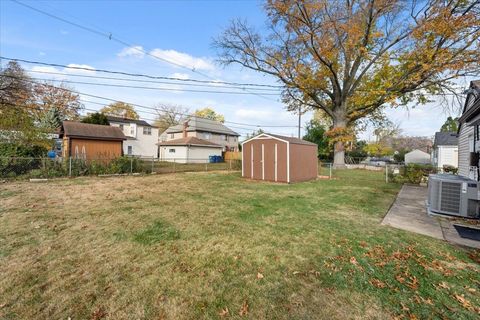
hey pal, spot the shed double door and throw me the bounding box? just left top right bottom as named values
left=249, top=140, right=287, bottom=182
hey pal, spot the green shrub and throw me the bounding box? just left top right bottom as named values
left=399, top=164, right=437, bottom=184
left=443, top=165, right=458, bottom=174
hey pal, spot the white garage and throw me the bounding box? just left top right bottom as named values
left=158, top=136, right=223, bottom=163
left=405, top=149, right=431, bottom=165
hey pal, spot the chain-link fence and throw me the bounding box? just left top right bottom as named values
left=0, top=156, right=242, bottom=179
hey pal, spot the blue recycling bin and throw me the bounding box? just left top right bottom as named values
left=209, top=155, right=215, bottom=163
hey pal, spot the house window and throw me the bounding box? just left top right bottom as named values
left=169, top=148, right=175, bottom=153
left=170, top=133, right=175, bottom=139
left=130, top=127, right=135, bottom=135
left=143, top=127, right=152, bottom=135
left=119, top=124, right=124, bottom=130
left=127, top=146, right=133, bottom=155
left=220, top=134, right=227, bottom=141
left=204, top=132, right=211, bottom=139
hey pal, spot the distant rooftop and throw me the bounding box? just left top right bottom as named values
left=106, top=115, right=156, bottom=128
left=165, top=116, right=239, bottom=136
left=157, top=136, right=222, bottom=148
left=433, top=132, right=458, bottom=147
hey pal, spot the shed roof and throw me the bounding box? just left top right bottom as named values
left=405, top=149, right=430, bottom=156
left=61, top=121, right=126, bottom=140
left=433, top=132, right=458, bottom=147
left=165, top=116, right=239, bottom=136
left=242, top=133, right=317, bottom=146
left=106, top=116, right=156, bottom=127
left=157, top=136, right=222, bottom=148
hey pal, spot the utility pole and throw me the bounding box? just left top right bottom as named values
left=298, top=105, right=301, bottom=139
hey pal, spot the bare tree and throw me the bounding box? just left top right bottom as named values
left=154, top=103, right=190, bottom=133
left=215, top=0, right=480, bottom=166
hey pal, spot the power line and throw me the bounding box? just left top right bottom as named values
left=9, top=1, right=281, bottom=101
left=1, top=56, right=283, bottom=89
left=26, top=69, right=281, bottom=92
left=23, top=76, right=281, bottom=96
left=2, top=74, right=301, bottom=129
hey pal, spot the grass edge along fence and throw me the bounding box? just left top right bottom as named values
left=0, top=156, right=242, bottom=180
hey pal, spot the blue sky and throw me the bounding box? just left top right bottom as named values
left=0, top=0, right=465, bottom=140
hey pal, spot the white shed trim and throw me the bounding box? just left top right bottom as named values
left=261, top=143, right=265, bottom=180
left=241, top=133, right=290, bottom=145
left=287, top=141, right=290, bottom=183
left=274, top=143, right=278, bottom=182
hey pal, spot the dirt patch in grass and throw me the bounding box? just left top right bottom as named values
left=0, top=171, right=478, bottom=319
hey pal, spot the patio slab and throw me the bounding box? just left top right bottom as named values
left=381, top=185, right=480, bottom=249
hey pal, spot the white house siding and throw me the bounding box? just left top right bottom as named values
left=437, top=146, right=458, bottom=168
left=159, top=146, right=222, bottom=163
left=458, top=124, right=474, bottom=178
left=110, top=123, right=159, bottom=157
left=160, top=131, right=238, bottom=151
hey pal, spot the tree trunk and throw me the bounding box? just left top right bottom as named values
left=332, top=111, right=347, bottom=168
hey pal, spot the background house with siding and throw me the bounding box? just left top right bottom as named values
left=158, top=136, right=223, bottom=163
left=59, top=121, right=126, bottom=160
left=458, top=80, right=480, bottom=180
left=431, top=132, right=458, bottom=169
left=107, top=116, right=159, bottom=157
left=160, top=116, right=240, bottom=151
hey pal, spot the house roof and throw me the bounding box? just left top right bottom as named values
left=242, top=133, right=318, bottom=146
left=157, top=136, right=223, bottom=148
left=61, top=121, right=126, bottom=140
left=405, top=149, right=430, bottom=156
left=106, top=115, right=156, bottom=128
left=165, top=116, right=239, bottom=136
left=433, top=132, right=458, bottom=147
left=458, top=80, right=480, bottom=127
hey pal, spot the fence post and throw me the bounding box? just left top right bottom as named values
left=329, top=163, right=332, bottom=179
left=69, top=157, right=72, bottom=177
left=229, top=159, right=232, bottom=171
left=385, top=164, right=388, bottom=183
left=130, top=157, right=133, bottom=174
left=151, top=156, right=154, bottom=173
left=173, top=159, right=176, bottom=173
left=205, top=160, right=208, bottom=172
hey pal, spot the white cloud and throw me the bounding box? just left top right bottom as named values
left=30, top=66, right=66, bottom=80
left=117, top=45, right=145, bottom=58
left=169, top=72, right=190, bottom=80
left=63, top=63, right=96, bottom=75
left=149, top=48, right=214, bottom=71
left=38, top=51, right=46, bottom=56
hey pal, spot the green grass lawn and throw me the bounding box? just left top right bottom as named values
left=0, top=170, right=478, bottom=319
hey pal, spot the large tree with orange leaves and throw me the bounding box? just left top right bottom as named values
left=215, top=0, right=480, bottom=165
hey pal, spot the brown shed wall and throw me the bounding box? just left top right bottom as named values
left=68, top=138, right=123, bottom=160
left=242, top=138, right=288, bottom=182
left=289, top=143, right=318, bottom=182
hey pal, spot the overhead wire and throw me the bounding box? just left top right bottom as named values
left=1, top=74, right=301, bottom=130
left=1, top=56, right=283, bottom=89
left=9, top=1, right=281, bottom=101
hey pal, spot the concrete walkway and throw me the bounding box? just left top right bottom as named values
left=382, top=185, right=480, bottom=249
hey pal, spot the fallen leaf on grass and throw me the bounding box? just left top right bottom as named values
left=91, top=307, right=107, bottom=320
left=400, top=302, right=410, bottom=311
left=256, top=272, right=264, bottom=280
left=350, top=257, right=358, bottom=265
left=436, top=282, right=450, bottom=290
left=396, top=274, right=406, bottom=284
left=453, top=294, right=475, bottom=312
left=406, top=276, right=419, bottom=290
left=239, top=300, right=249, bottom=316
left=369, top=278, right=386, bottom=288
left=218, top=307, right=229, bottom=317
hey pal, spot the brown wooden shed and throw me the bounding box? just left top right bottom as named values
left=241, top=133, right=318, bottom=183
left=59, top=121, right=126, bottom=160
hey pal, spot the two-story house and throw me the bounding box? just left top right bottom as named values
left=160, top=116, right=240, bottom=151
left=107, top=116, right=159, bottom=157
left=458, top=80, right=480, bottom=180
